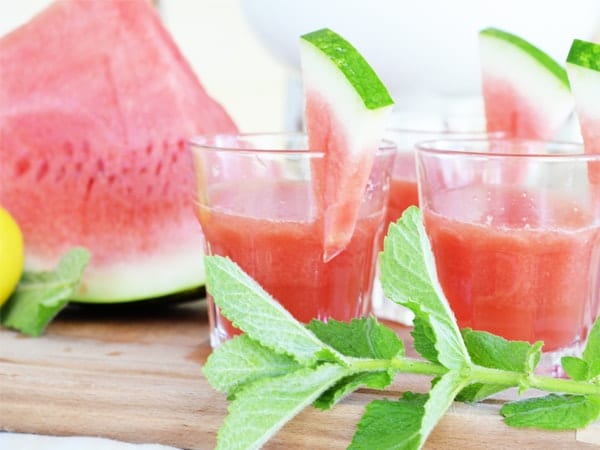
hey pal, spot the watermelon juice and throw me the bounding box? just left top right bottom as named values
left=200, top=192, right=384, bottom=340
left=385, top=160, right=419, bottom=228
left=417, top=138, right=600, bottom=363
left=191, top=134, right=395, bottom=346
left=373, top=128, right=497, bottom=324
left=425, top=191, right=600, bottom=351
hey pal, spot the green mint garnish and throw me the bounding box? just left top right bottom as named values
left=350, top=394, right=427, bottom=450
left=501, top=394, right=600, bottom=430
left=379, top=206, right=470, bottom=369
left=203, top=207, right=600, bottom=449
left=562, top=319, right=600, bottom=382
left=217, top=364, right=348, bottom=450
left=307, top=317, right=404, bottom=409
left=307, top=317, right=404, bottom=360
left=0, top=247, right=90, bottom=336
left=204, top=256, right=341, bottom=365
left=203, top=334, right=303, bottom=397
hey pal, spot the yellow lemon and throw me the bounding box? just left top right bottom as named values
left=0, top=206, right=24, bottom=305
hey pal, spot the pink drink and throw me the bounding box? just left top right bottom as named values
left=425, top=185, right=600, bottom=351
left=191, top=134, right=395, bottom=346
left=199, top=181, right=385, bottom=339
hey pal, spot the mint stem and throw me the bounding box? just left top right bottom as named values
left=349, top=356, right=600, bottom=397
left=350, top=356, right=448, bottom=377
left=471, top=365, right=600, bottom=396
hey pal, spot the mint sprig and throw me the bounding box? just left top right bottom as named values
left=203, top=207, right=600, bottom=449
left=379, top=207, right=470, bottom=369
left=0, top=247, right=90, bottom=336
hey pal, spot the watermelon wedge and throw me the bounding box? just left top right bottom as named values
left=566, top=39, right=600, bottom=153
left=300, top=29, right=394, bottom=261
left=479, top=27, right=573, bottom=139
left=0, top=0, right=237, bottom=302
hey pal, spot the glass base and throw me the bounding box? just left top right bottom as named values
left=371, top=276, right=414, bottom=325
left=210, top=325, right=229, bottom=348
left=207, top=296, right=236, bottom=348
left=536, top=340, right=585, bottom=378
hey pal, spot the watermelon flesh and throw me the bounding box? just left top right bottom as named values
left=566, top=39, right=600, bottom=194
left=0, top=0, right=237, bottom=302
left=304, top=91, right=384, bottom=261
left=479, top=28, right=573, bottom=139
left=482, top=78, right=560, bottom=139
left=300, top=30, right=393, bottom=262
left=567, top=40, right=600, bottom=154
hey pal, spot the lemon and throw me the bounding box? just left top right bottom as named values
left=0, top=206, right=24, bottom=305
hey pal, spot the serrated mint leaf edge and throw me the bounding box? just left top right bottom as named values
left=313, top=371, right=393, bottom=411
left=380, top=207, right=470, bottom=370
left=501, top=394, right=600, bottom=430
left=203, top=334, right=302, bottom=394
left=0, top=247, right=90, bottom=336
left=461, top=328, right=542, bottom=374
left=205, top=256, right=343, bottom=365
left=349, top=395, right=426, bottom=450
left=216, top=364, right=349, bottom=450
left=307, top=317, right=405, bottom=360
left=583, top=318, right=600, bottom=365
left=418, top=369, right=470, bottom=446
left=562, top=356, right=590, bottom=382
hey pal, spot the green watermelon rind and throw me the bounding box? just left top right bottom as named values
left=480, top=27, right=570, bottom=88
left=565, top=38, right=600, bottom=151
left=301, top=28, right=394, bottom=110
left=567, top=38, right=600, bottom=72
left=71, top=285, right=206, bottom=306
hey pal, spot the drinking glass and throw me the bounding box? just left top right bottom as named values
left=190, top=133, right=396, bottom=347
left=372, top=128, right=503, bottom=324
left=416, top=137, right=600, bottom=373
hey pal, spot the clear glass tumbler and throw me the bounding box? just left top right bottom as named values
left=416, top=138, right=600, bottom=374
left=190, top=133, right=396, bottom=347
left=372, top=128, right=503, bottom=325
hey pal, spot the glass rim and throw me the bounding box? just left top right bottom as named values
left=386, top=127, right=504, bottom=137
left=189, top=132, right=397, bottom=157
left=414, top=138, right=596, bottom=160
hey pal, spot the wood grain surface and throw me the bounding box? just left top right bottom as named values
left=0, top=299, right=598, bottom=449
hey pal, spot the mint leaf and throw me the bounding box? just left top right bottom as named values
left=461, top=328, right=542, bottom=373
left=0, top=247, right=90, bottom=336
left=314, top=372, right=392, bottom=410
left=589, top=360, right=600, bottom=382
left=216, top=364, right=348, bottom=450
left=583, top=319, right=600, bottom=380
left=307, top=317, right=402, bottom=409
left=501, top=394, right=600, bottom=430
left=351, top=370, right=467, bottom=450
left=562, top=356, right=590, bottom=382
left=561, top=320, right=600, bottom=382
left=350, top=393, right=427, bottom=450
left=307, top=317, right=404, bottom=359
left=203, top=334, right=302, bottom=396
left=411, top=317, right=439, bottom=364
left=457, top=323, right=541, bottom=402
left=419, top=369, right=469, bottom=446
left=205, top=256, right=340, bottom=364
left=380, top=207, right=470, bottom=369
left=456, top=383, right=509, bottom=403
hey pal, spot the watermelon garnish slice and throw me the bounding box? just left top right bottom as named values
left=566, top=38, right=600, bottom=192
left=479, top=27, right=573, bottom=139
left=300, top=28, right=394, bottom=261
left=566, top=39, right=600, bottom=153
left=0, top=0, right=237, bottom=302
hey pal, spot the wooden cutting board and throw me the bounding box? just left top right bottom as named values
left=0, top=299, right=598, bottom=449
